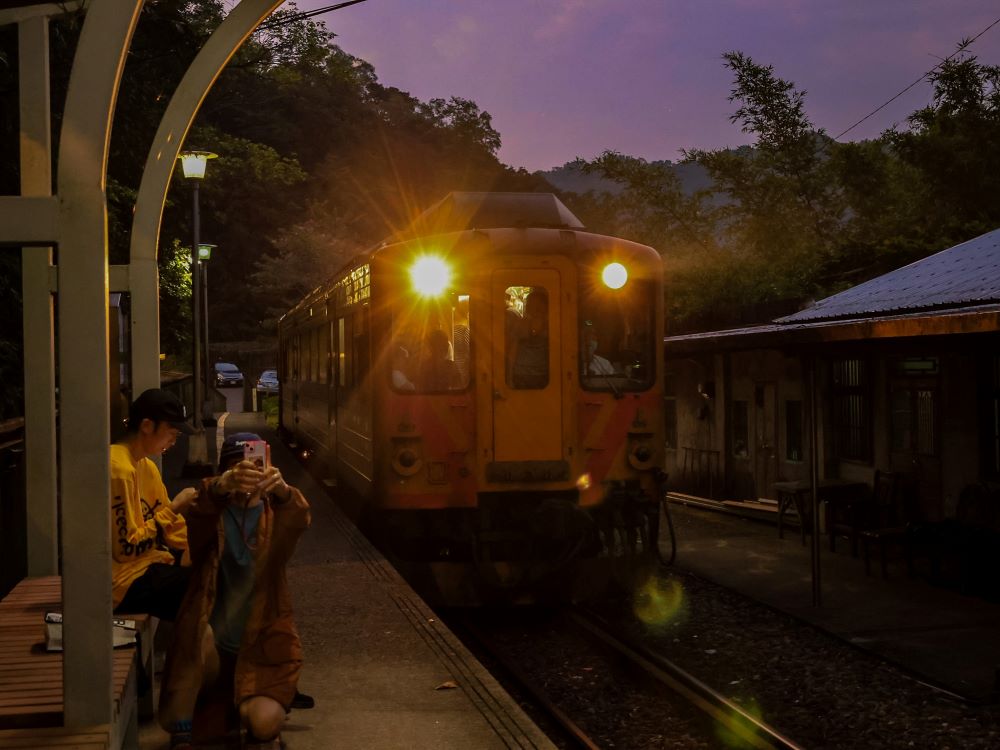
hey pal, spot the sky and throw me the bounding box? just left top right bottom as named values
left=294, top=0, right=1000, bottom=172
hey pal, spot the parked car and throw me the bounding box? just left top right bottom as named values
left=256, top=368, right=279, bottom=395
left=214, top=361, right=244, bottom=387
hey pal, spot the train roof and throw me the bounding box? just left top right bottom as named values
left=398, top=192, right=584, bottom=239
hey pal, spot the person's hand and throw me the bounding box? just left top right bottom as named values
left=171, top=487, right=199, bottom=513
left=215, top=459, right=264, bottom=495
left=258, top=466, right=292, bottom=504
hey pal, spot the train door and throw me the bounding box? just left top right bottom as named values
left=490, top=269, right=562, bottom=462
left=326, top=309, right=337, bottom=472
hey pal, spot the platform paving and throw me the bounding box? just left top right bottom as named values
left=664, top=499, right=1000, bottom=701
left=146, top=411, right=555, bottom=749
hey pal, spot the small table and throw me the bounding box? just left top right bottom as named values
left=773, top=479, right=868, bottom=545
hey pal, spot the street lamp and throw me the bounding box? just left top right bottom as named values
left=178, top=150, right=217, bottom=476
left=198, top=243, right=217, bottom=424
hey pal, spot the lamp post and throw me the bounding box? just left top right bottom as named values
left=198, top=243, right=216, bottom=424
left=178, top=150, right=217, bottom=475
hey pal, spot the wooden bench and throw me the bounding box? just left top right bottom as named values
left=0, top=576, right=154, bottom=749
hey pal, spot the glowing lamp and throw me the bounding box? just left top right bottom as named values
left=197, top=243, right=216, bottom=261
left=602, top=262, right=628, bottom=289
left=177, top=150, right=217, bottom=180
left=410, top=255, right=451, bottom=297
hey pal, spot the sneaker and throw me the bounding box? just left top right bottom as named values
left=289, top=690, right=315, bottom=710
left=169, top=737, right=193, bottom=750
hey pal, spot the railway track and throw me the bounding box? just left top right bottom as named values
left=453, top=605, right=804, bottom=750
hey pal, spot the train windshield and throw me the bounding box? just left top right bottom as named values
left=390, top=292, right=471, bottom=393
left=579, top=278, right=655, bottom=392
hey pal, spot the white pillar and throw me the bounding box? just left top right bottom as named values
left=18, top=14, right=58, bottom=576
left=56, top=0, right=143, bottom=727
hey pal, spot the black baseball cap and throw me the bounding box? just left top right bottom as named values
left=128, top=388, right=196, bottom=434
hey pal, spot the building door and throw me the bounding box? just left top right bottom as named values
left=754, top=381, right=778, bottom=500
left=889, top=364, right=943, bottom=521
left=491, top=269, right=562, bottom=462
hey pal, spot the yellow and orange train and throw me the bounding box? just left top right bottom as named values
left=278, top=192, right=665, bottom=602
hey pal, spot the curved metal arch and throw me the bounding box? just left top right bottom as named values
left=128, top=0, right=285, bottom=395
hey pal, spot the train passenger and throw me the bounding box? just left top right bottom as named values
left=159, top=433, right=311, bottom=750
left=111, top=388, right=196, bottom=621
left=583, top=325, right=616, bottom=376
left=511, top=289, right=549, bottom=388
left=418, top=328, right=462, bottom=390
left=391, top=345, right=416, bottom=391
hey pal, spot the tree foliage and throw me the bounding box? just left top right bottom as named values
left=580, top=47, right=1000, bottom=333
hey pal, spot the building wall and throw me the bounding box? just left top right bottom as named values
left=667, top=334, right=999, bottom=520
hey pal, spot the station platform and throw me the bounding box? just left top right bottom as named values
left=147, top=411, right=555, bottom=750
left=665, top=498, right=1000, bottom=702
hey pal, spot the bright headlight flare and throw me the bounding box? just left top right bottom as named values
left=602, top=262, right=628, bottom=289
left=410, top=255, right=452, bottom=297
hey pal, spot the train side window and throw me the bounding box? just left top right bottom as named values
left=337, top=317, right=349, bottom=389
left=506, top=286, right=549, bottom=389
left=390, top=291, right=470, bottom=393
left=302, top=331, right=312, bottom=382
left=579, top=278, right=654, bottom=392
left=318, top=325, right=328, bottom=384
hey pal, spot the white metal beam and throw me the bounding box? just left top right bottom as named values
left=18, top=14, right=58, bottom=577
left=0, top=1, right=83, bottom=25
left=0, top=196, right=60, bottom=244
left=55, top=0, right=143, bottom=728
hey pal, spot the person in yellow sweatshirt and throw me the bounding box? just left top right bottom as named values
left=111, top=388, right=198, bottom=620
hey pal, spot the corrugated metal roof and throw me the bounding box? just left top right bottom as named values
left=777, top=227, right=1000, bottom=323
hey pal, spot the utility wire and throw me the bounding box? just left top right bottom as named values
left=834, top=14, right=1000, bottom=140
left=257, top=0, right=371, bottom=31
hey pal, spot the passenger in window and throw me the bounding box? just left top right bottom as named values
left=418, top=329, right=462, bottom=390
left=391, top=345, right=416, bottom=391
left=583, top=325, right=616, bottom=376
left=511, top=289, right=549, bottom=389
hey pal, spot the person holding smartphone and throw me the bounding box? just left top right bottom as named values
left=159, top=432, right=310, bottom=750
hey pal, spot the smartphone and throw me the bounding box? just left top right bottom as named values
left=243, top=440, right=269, bottom=470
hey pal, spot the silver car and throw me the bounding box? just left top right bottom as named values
left=214, top=362, right=244, bottom=387
left=256, top=369, right=279, bottom=394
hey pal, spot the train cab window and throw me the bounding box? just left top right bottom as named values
left=390, top=292, right=471, bottom=393
left=579, top=279, right=654, bottom=392
left=505, top=286, right=549, bottom=389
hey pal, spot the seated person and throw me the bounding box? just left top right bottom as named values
left=510, top=289, right=549, bottom=389
left=111, top=388, right=197, bottom=621
left=418, top=329, right=462, bottom=390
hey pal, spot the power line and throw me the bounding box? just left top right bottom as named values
left=257, top=0, right=371, bottom=31
left=834, top=14, right=1000, bottom=140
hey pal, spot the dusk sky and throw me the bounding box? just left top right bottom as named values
left=296, top=1, right=1000, bottom=172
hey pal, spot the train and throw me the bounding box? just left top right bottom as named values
left=278, top=192, right=665, bottom=603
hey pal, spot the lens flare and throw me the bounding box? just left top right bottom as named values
left=601, top=262, right=628, bottom=289
left=410, top=255, right=451, bottom=297
left=633, top=574, right=685, bottom=627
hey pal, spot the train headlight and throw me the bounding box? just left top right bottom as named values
left=410, top=255, right=451, bottom=297
left=601, top=262, right=628, bottom=289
